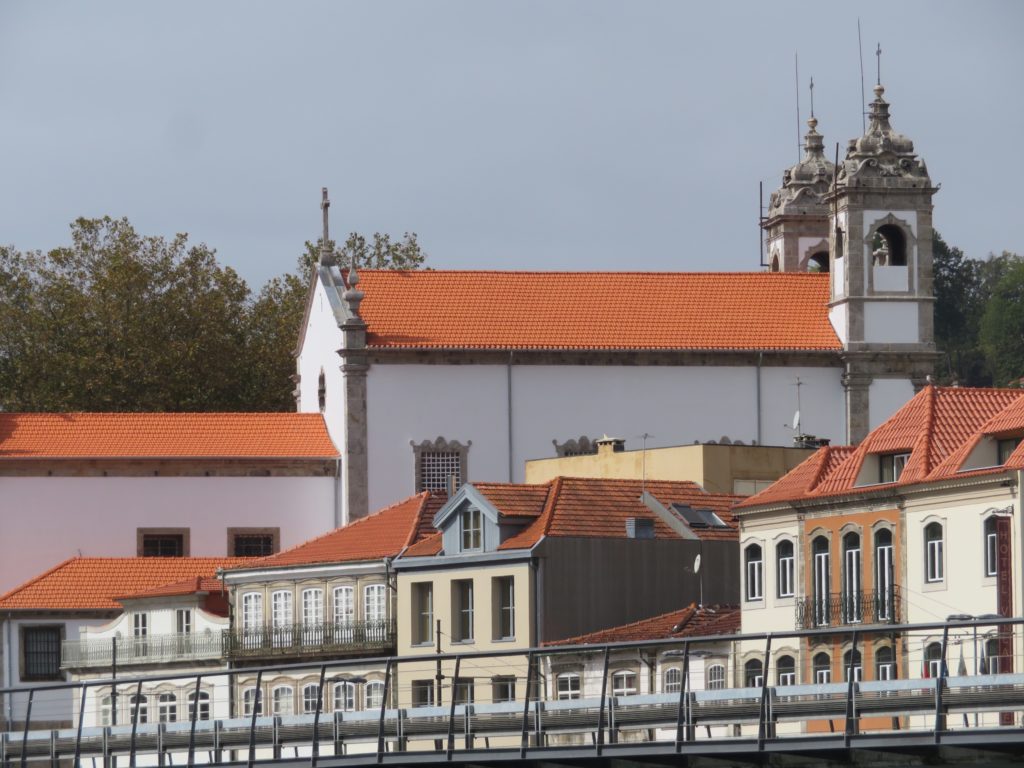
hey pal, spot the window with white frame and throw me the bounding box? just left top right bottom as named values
left=461, top=508, right=482, bottom=551
left=493, top=576, right=514, bottom=640
left=744, top=659, right=763, bottom=688
left=924, top=522, right=944, bottom=583
left=272, top=686, right=294, bottom=716
left=187, top=691, right=211, bottom=721
left=242, top=593, right=263, bottom=631
left=875, top=646, right=896, bottom=680
left=454, top=678, right=475, bottom=704
left=452, top=579, right=474, bottom=642
left=158, top=693, right=177, bottom=723
left=491, top=676, right=516, bottom=703
left=333, top=586, right=354, bottom=641
left=843, top=649, right=862, bottom=682
left=745, top=544, right=763, bottom=601
left=776, top=655, right=796, bottom=686
left=925, top=642, right=944, bottom=678
left=879, top=452, right=910, bottom=483
left=412, top=582, right=434, bottom=645
left=984, top=517, right=998, bottom=577
left=133, top=613, right=148, bottom=638
left=706, top=664, right=726, bottom=690
left=302, top=684, right=321, bottom=714
left=411, top=680, right=435, bottom=706
left=365, top=681, right=385, bottom=710
left=776, top=540, right=795, bottom=598
left=813, top=652, right=832, bottom=684
left=176, top=609, right=192, bottom=635
left=99, top=695, right=112, bottom=726
left=874, top=528, right=895, bottom=621
left=984, top=637, right=1002, bottom=674
left=242, top=688, right=262, bottom=716
left=129, top=694, right=148, bottom=724
left=664, top=667, right=682, bottom=693
left=272, top=591, right=293, bottom=646
left=334, top=682, right=356, bottom=711
left=556, top=672, right=580, bottom=700
left=364, top=583, right=387, bottom=634
left=611, top=670, right=638, bottom=697
left=302, top=588, right=324, bottom=645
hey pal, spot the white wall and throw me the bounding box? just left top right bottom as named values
left=0, top=476, right=337, bottom=593
left=864, top=302, right=919, bottom=344
left=868, top=378, right=916, bottom=431
left=365, top=363, right=845, bottom=511
left=296, top=279, right=345, bottom=442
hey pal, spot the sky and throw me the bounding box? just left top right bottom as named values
left=1, top=0, right=1022, bottom=290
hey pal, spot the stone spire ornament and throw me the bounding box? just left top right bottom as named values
left=343, top=247, right=364, bottom=318
left=319, top=187, right=336, bottom=266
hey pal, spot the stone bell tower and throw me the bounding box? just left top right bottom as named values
left=827, top=81, right=941, bottom=441
left=762, top=114, right=835, bottom=273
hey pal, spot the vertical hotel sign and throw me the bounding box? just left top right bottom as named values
left=996, top=512, right=1013, bottom=725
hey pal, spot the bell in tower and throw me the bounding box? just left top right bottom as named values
left=762, top=110, right=835, bottom=273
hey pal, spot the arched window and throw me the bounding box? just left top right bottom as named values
left=924, top=642, right=944, bottom=678
left=333, top=682, right=356, bottom=711
left=841, top=532, right=862, bottom=623
left=874, top=528, right=894, bottom=621
left=664, top=667, right=683, bottom=693
left=272, top=685, right=294, bottom=716
left=611, top=670, right=637, bottom=697
left=984, top=517, right=998, bottom=577
left=744, top=659, right=763, bottom=688
left=129, top=694, right=148, bottom=724
left=187, top=690, right=211, bottom=721
left=556, top=673, right=580, bottom=700
left=875, top=646, right=896, bottom=680
left=776, top=540, right=794, bottom=598
left=813, top=652, right=831, bottom=684
left=836, top=228, right=845, bottom=259
left=302, top=684, right=321, bottom=714
left=242, top=688, right=262, bottom=716
left=157, top=693, right=177, bottom=723
left=872, top=224, right=907, bottom=266
left=924, top=523, right=944, bottom=583
left=983, top=637, right=1002, bottom=675
left=770, top=254, right=780, bottom=272
left=706, top=664, right=726, bottom=690
left=843, top=649, right=862, bottom=682
left=777, top=655, right=796, bottom=686
left=812, top=536, right=831, bottom=626
left=807, top=251, right=830, bottom=273
left=317, top=370, right=326, bottom=411
left=745, top=544, right=763, bottom=602
left=365, top=681, right=385, bottom=710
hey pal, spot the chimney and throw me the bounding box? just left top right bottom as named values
left=625, top=517, right=655, bottom=539
left=596, top=434, right=626, bottom=455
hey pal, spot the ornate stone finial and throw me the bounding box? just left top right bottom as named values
left=319, top=187, right=335, bottom=266
left=342, top=249, right=364, bottom=317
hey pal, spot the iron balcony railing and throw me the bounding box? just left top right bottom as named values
left=795, top=586, right=903, bottom=629
left=62, top=632, right=225, bottom=669
left=226, top=619, right=396, bottom=658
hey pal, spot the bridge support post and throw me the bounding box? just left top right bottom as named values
left=596, top=646, right=610, bottom=755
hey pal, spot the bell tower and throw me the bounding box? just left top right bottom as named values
left=762, top=114, right=835, bottom=273
left=828, top=80, right=940, bottom=441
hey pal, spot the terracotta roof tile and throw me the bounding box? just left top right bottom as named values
left=354, top=271, right=840, bottom=351
left=737, top=386, right=1024, bottom=508
left=473, top=482, right=550, bottom=518
left=122, top=576, right=228, bottom=600
left=401, top=532, right=443, bottom=558
left=546, top=604, right=740, bottom=645
left=0, top=558, right=253, bottom=611
left=247, top=492, right=443, bottom=568
left=0, top=413, right=338, bottom=459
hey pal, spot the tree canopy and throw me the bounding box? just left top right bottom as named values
left=0, top=218, right=427, bottom=412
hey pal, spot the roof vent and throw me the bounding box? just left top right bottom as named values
left=625, top=517, right=655, bottom=539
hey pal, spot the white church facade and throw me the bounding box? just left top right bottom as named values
left=296, top=81, right=940, bottom=523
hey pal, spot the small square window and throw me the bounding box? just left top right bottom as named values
left=228, top=528, right=279, bottom=557
left=412, top=437, right=469, bottom=493
left=21, top=626, right=62, bottom=681
left=412, top=680, right=435, bottom=707
left=492, top=676, right=515, bottom=703
left=997, top=437, right=1021, bottom=465
left=879, top=453, right=911, bottom=484
left=137, top=528, right=189, bottom=557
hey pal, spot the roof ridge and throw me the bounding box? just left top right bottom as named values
left=402, top=491, right=432, bottom=550
left=917, top=384, right=939, bottom=476
left=538, top=477, right=564, bottom=539
left=356, top=270, right=832, bottom=277
left=0, top=556, right=80, bottom=603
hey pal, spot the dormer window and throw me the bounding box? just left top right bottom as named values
left=997, top=437, right=1021, bottom=465
left=879, top=452, right=910, bottom=483
left=461, top=508, right=482, bottom=551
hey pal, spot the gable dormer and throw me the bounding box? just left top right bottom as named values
left=960, top=433, right=1024, bottom=472
left=432, top=485, right=535, bottom=555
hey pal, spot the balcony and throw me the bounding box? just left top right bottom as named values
left=62, top=632, right=225, bottom=669
left=794, top=587, right=903, bottom=630
left=225, top=620, right=396, bottom=659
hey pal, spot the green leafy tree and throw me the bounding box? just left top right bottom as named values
left=932, top=231, right=988, bottom=385
left=980, top=254, right=1024, bottom=387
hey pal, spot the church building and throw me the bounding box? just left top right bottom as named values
left=296, top=81, right=940, bottom=523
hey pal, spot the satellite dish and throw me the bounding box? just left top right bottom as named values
left=693, top=554, right=701, bottom=574
left=792, top=410, right=801, bottom=431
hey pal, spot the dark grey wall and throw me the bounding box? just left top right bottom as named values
left=535, top=537, right=738, bottom=643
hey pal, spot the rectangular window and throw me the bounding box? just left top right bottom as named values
left=778, top=671, right=796, bottom=686
left=452, top=580, right=474, bottom=642
left=815, top=668, right=832, bottom=685
left=412, top=680, right=435, bottom=707
left=301, top=588, right=324, bottom=645
left=242, top=593, right=263, bottom=630
left=412, top=583, right=434, bottom=645
left=557, top=673, right=580, bottom=700
left=272, top=590, right=293, bottom=646
left=133, top=613, right=148, bottom=637
left=777, top=551, right=794, bottom=598
left=229, top=528, right=279, bottom=557
left=461, top=508, right=482, bottom=551
left=997, top=437, right=1022, bottom=465
left=176, top=609, right=192, bottom=636
left=493, top=576, right=515, bottom=640
left=745, top=549, right=763, bottom=602
left=418, top=451, right=463, bottom=493
left=22, top=626, right=61, bottom=681
left=453, top=678, right=474, bottom=704
left=879, top=452, right=911, bottom=483
left=926, top=539, right=944, bottom=583
left=492, top=676, right=516, bottom=703
left=140, top=533, right=185, bottom=557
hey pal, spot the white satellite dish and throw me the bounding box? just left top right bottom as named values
left=693, top=554, right=701, bottom=574
left=792, top=410, right=801, bottom=431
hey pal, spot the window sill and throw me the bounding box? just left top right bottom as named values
left=492, top=637, right=517, bottom=644
left=451, top=640, right=475, bottom=646
left=922, top=579, right=946, bottom=593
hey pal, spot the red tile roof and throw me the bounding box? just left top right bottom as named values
left=0, top=413, right=338, bottom=459
left=242, top=492, right=443, bottom=568
left=121, top=576, right=229, bottom=601
left=737, top=386, right=1024, bottom=508
left=545, top=604, right=740, bottom=646
left=399, top=477, right=739, bottom=558
left=0, top=558, right=253, bottom=611
left=354, top=271, right=840, bottom=351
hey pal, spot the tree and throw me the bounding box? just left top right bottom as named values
left=980, top=254, right=1024, bottom=387
left=932, top=231, right=988, bottom=385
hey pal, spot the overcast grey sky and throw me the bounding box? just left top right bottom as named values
left=2, top=1, right=1021, bottom=288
